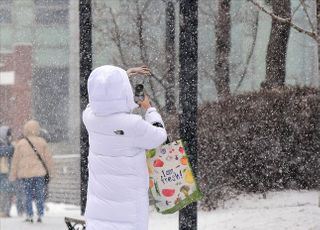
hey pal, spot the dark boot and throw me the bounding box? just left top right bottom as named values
left=25, top=217, right=33, bottom=223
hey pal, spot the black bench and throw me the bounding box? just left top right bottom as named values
left=65, top=217, right=86, bottom=230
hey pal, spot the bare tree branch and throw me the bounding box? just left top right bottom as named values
left=199, top=0, right=215, bottom=22
left=235, top=11, right=259, bottom=92
left=292, top=0, right=302, bottom=17
left=299, top=0, right=315, bottom=32
left=141, top=0, right=154, bottom=15
left=108, top=7, right=128, bottom=67
left=134, top=1, right=148, bottom=63
left=94, top=0, right=172, bottom=111
left=248, top=0, right=320, bottom=43
left=149, top=72, right=166, bottom=88
left=146, top=77, right=162, bottom=108
left=134, top=3, right=163, bottom=108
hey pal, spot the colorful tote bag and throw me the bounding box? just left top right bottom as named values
left=146, top=140, right=202, bottom=214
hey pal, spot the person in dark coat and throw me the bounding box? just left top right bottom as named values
left=0, top=126, right=14, bottom=217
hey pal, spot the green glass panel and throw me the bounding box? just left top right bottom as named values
left=34, top=48, right=69, bottom=67
left=35, top=28, right=68, bottom=47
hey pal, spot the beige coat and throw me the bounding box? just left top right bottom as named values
left=9, top=120, right=54, bottom=181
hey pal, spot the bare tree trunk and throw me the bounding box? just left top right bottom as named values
left=135, top=1, right=148, bottom=63
left=165, top=1, right=176, bottom=113
left=214, top=0, right=231, bottom=100
left=263, top=0, right=291, bottom=89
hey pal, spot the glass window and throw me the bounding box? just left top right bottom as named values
left=33, top=67, right=69, bottom=142
left=34, top=0, right=69, bottom=26
left=34, top=0, right=68, bottom=6
left=0, top=0, right=12, bottom=24
left=35, top=8, right=69, bottom=25
left=0, top=8, right=11, bottom=23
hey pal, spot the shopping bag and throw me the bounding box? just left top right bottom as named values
left=0, top=157, right=9, bottom=174
left=146, top=139, right=202, bottom=214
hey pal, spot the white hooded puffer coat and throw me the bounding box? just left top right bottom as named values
left=83, top=65, right=167, bottom=230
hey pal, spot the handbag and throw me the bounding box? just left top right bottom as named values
left=146, top=139, right=202, bottom=214
left=0, top=157, right=9, bottom=174
left=25, top=137, right=50, bottom=184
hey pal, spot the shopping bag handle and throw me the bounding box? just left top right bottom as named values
left=152, top=122, right=170, bottom=144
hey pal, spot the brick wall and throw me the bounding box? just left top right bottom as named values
left=47, top=142, right=81, bottom=205
left=48, top=154, right=80, bottom=205
left=0, top=45, right=82, bottom=205
left=0, top=44, right=33, bottom=138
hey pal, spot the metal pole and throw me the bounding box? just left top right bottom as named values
left=317, top=0, right=320, bottom=207
left=178, top=0, right=198, bottom=230
left=79, top=0, right=92, bottom=215
left=317, top=0, right=320, bottom=86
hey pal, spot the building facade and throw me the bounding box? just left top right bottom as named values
left=0, top=0, right=80, bottom=205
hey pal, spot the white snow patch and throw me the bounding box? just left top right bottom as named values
left=0, top=190, right=319, bottom=230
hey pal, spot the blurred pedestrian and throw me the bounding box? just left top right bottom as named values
left=9, top=120, right=54, bottom=223
left=8, top=134, right=26, bottom=217
left=83, top=65, right=167, bottom=230
left=15, top=177, right=25, bottom=216
left=0, top=126, right=14, bottom=217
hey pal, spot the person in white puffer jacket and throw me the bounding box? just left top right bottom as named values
left=83, top=65, right=167, bottom=230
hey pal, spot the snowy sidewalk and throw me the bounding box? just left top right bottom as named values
left=0, top=203, right=81, bottom=230
left=0, top=190, right=319, bottom=230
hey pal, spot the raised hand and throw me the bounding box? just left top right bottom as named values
left=127, top=65, right=151, bottom=77
left=138, top=94, right=151, bottom=110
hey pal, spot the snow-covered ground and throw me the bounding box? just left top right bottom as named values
left=0, top=190, right=319, bottom=230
